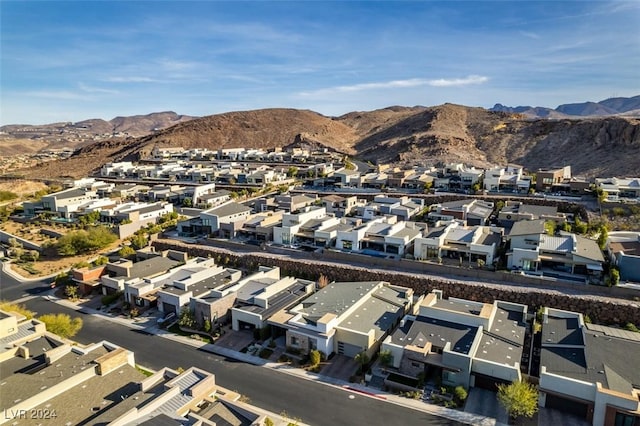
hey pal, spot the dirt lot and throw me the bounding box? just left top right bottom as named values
left=0, top=180, right=48, bottom=199
left=1, top=219, right=122, bottom=278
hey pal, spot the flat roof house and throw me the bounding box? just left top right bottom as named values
left=122, top=257, right=241, bottom=316
left=414, top=221, right=503, bottom=265
left=231, top=266, right=316, bottom=332
left=381, top=290, right=527, bottom=391
left=0, top=337, right=292, bottom=425
left=428, top=199, right=494, bottom=226
left=538, top=308, right=640, bottom=425
left=100, top=251, right=186, bottom=295
left=177, top=201, right=251, bottom=238
left=507, top=219, right=605, bottom=283
left=269, top=281, right=413, bottom=359
left=498, top=201, right=567, bottom=226
left=607, top=232, right=640, bottom=282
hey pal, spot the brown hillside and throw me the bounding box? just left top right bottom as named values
left=124, top=108, right=359, bottom=161
left=11, top=105, right=640, bottom=179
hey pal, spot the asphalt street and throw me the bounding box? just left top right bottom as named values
left=0, top=262, right=52, bottom=301
left=21, top=296, right=462, bottom=426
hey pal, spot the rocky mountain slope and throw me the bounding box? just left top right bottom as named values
left=0, top=111, right=196, bottom=156
left=491, top=95, right=640, bottom=119
left=10, top=104, right=640, bottom=180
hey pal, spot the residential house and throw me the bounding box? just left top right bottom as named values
left=196, top=190, right=231, bottom=209
left=381, top=290, right=527, bottom=391
left=23, top=187, right=99, bottom=219
left=358, top=217, right=424, bottom=257
left=269, top=281, right=413, bottom=358
left=498, top=202, right=567, bottom=226
left=483, top=165, right=531, bottom=193
left=152, top=259, right=242, bottom=317
left=274, top=194, right=318, bottom=213
left=414, top=221, right=503, bottom=265
left=231, top=266, right=315, bottom=332
left=177, top=201, right=252, bottom=238
left=427, top=199, right=494, bottom=226
left=538, top=308, right=640, bottom=426
left=536, top=166, right=572, bottom=193
left=237, top=211, right=284, bottom=243
left=321, top=194, right=360, bottom=217
left=607, top=232, right=640, bottom=282
left=358, top=195, right=424, bottom=221
left=100, top=251, right=187, bottom=295
left=293, top=215, right=343, bottom=248
left=0, top=332, right=294, bottom=426
left=272, top=206, right=329, bottom=246
left=333, top=168, right=361, bottom=187
left=100, top=161, right=136, bottom=177
left=507, top=219, right=604, bottom=282
left=595, top=177, right=640, bottom=202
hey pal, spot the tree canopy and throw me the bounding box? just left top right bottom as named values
left=56, top=226, right=117, bottom=256
left=497, top=380, right=539, bottom=420
left=39, top=313, right=83, bottom=339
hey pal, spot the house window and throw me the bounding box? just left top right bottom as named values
left=443, top=371, right=457, bottom=382
left=290, top=336, right=299, bottom=346
left=614, top=412, right=638, bottom=426
left=411, top=362, right=421, bottom=368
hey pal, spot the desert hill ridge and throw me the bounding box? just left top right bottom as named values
left=7, top=103, right=640, bottom=180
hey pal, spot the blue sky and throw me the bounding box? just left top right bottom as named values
left=1, top=1, right=639, bottom=124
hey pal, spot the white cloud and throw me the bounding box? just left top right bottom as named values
left=520, top=31, right=541, bottom=39
left=299, top=75, right=489, bottom=97
left=427, top=75, right=489, bottom=87
left=105, top=76, right=162, bottom=83
left=78, top=83, right=119, bottom=95
left=23, top=90, right=91, bottom=101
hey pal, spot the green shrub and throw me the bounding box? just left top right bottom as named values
left=309, top=349, right=321, bottom=367
left=101, top=291, right=123, bottom=306
left=454, top=386, right=468, bottom=402
left=277, top=354, right=290, bottom=363
left=259, top=348, right=273, bottom=359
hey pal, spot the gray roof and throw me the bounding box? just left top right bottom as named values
left=476, top=307, right=526, bottom=366
left=391, top=316, right=479, bottom=355
left=542, top=316, right=584, bottom=346
left=519, top=204, right=558, bottom=218
left=509, top=219, right=546, bottom=236
left=299, top=281, right=380, bottom=321
left=542, top=330, right=640, bottom=393
left=161, top=269, right=238, bottom=299
left=574, top=236, right=605, bottom=263
left=0, top=346, right=109, bottom=410
left=200, top=400, right=255, bottom=426
left=237, top=279, right=312, bottom=319
left=204, top=202, right=251, bottom=218
left=338, top=286, right=408, bottom=338
left=125, top=257, right=182, bottom=280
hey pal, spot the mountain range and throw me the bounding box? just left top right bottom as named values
left=491, top=95, right=640, bottom=119
left=10, top=100, right=639, bottom=180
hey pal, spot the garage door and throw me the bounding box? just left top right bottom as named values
left=545, top=393, right=589, bottom=418
left=472, top=373, right=509, bottom=391
left=163, top=302, right=176, bottom=315
left=337, top=341, right=362, bottom=358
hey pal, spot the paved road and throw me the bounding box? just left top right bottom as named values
left=0, top=263, right=52, bottom=301
left=23, top=297, right=462, bottom=426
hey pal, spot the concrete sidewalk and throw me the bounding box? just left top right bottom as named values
left=50, top=294, right=505, bottom=426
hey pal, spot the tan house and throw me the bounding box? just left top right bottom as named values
left=269, top=281, right=413, bottom=359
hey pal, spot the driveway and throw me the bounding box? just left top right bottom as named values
left=465, top=388, right=590, bottom=426
left=465, top=388, right=509, bottom=424
left=320, top=354, right=359, bottom=381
